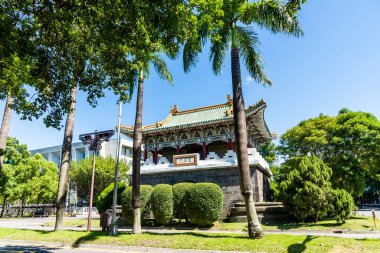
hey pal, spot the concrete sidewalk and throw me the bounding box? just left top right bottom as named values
left=0, top=239, right=255, bottom=253
left=0, top=217, right=379, bottom=239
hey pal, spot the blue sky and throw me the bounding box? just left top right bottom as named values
left=1, top=0, right=380, bottom=150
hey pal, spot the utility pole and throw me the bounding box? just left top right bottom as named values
left=110, top=101, right=123, bottom=235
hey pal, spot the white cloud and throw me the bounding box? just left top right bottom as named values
left=243, top=76, right=254, bottom=85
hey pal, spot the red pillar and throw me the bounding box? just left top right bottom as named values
left=144, top=149, right=147, bottom=161
left=202, top=142, right=207, bottom=160
left=176, top=145, right=180, bottom=155
left=154, top=148, right=158, bottom=164
left=228, top=139, right=233, bottom=150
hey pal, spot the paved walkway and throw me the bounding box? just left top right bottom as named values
left=0, top=217, right=379, bottom=239
left=0, top=239, right=254, bottom=253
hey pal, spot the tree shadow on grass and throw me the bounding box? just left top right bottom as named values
left=72, top=230, right=247, bottom=248
left=267, top=219, right=343, bottom=230
left=287, top=235, right=316, bottom=253
left=72, top=231, right=107, bottom=248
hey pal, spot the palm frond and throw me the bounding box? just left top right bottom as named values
left=150, top=54, right=173, bottom=84
left=242, top=0, right=303, bottom=37
left=183, top=24, right=208, bottom=73
left=234, top=26, right=271, bottom=86
left=127, top=68, right=139, bottom=102
left=143, top=63, right=150, bottom=80
left=286, top=0, right=308, bottom=15
left=209, top=24, right=231, bottom=75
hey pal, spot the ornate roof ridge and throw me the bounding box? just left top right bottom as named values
left=142, top=113, right=173, bottom=130
left=174, top=101, right=231, bottom=115
left=120, top=98, right=267, bottom=134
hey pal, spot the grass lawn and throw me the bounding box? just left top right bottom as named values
left=43, top=215, right=378, bottom=233
left=44, top=217, right=101, bottom=229
left=0, top=228, right=378, bottom=253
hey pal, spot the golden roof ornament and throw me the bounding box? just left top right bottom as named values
left=226, top=94, right=232, bottom=105
left=170, top=105, right=179, bottom=114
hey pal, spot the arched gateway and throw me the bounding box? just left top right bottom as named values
left=120, top=96, right=274, bottom=219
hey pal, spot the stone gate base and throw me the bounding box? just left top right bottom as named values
left=139, top=165, right=271, bottom=219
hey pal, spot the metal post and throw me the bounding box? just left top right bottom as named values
left=79, top=129, right=114, bottom=233
left=110, top=101, right=122, bottom=235
left=87, top=133, right=97, bottom=232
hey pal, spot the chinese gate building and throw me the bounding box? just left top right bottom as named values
left=120, top=96, right=273, bottom=218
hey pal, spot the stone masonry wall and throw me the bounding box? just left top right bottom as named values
left=140, top=166, right=269, bottom=219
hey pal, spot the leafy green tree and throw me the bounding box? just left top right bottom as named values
left=69, top=156, right=129, bottom=201
left=278, top=155, right=333, bottom=222
left=258, top=142, right=277, bottom=166
left=183, top=0, right=305, bottom=238
left=280, top=109, right=380, bottom=196
left=2, top=137, right=30, bottom=165
left=0, top=1, right=34, bottom=174
left=92, top=0, right=224, bottom=234
left=6, top=153, right=58, bottom=217
left=4, top=1, right=135, bottom=230
left=0, top=165, right=18, bottom=217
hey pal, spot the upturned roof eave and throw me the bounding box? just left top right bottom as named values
left=120, top=99, right=273, bottom=141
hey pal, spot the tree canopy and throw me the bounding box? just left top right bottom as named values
left=69, top=156, right=129, bottom=201
left=1, top=153, right=58, bottom=210
left=2, top=137, right=30, bottom=165
left=280, top=109, right=380, bottom=196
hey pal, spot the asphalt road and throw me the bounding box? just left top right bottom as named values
left=357, top=206, right=380, bottom=218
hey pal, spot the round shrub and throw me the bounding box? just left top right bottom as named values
left=331, top=189, right=355, bottom=223
left=185, top=183, right=223, bottom=226
left=151, top=184, right=173, bottom=225
left=278, top=155, right=333, bottom=222
left=95, top=182, right=127, bottom=213
left=121, top=185, right=154, bottom=225
left=173, top=182, right=193, bottom=220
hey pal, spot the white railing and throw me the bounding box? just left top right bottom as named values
left=133, top=148, right=270, bottom=175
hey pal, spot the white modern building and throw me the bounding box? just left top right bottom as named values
left=30, top=138, right=134, bottom=166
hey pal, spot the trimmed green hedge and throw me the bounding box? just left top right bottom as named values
left=151, top=184, right=173, bottom=225
left=173, top=182, right=193, bottom=220
left=95, top=182, right=127, bottom=213
left=121, top=185, right=154, bottom=225
left=185, top=183, right=223, bottom=226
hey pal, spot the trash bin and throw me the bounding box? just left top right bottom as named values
left=100, top=211, right=112, bottom=231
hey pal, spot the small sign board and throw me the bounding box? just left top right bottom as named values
left=173, top=153, right=198, bottom=167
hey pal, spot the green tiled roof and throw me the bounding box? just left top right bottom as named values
left=120, top=99, right=268, bottom=136
left=159, top=104, right=232, bottom=128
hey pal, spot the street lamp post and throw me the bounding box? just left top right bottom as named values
left=79, top=130, right=114, bottom=232
left=110, top=101, right=123, bottom=236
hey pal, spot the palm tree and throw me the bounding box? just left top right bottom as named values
left=183, top=0, right=303, bottom=238
left=131, top=54, right=173, bottom=234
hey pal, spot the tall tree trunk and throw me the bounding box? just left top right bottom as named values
left=0, top=94, right=13, bottom=174
left=17, top=199, right=22, bottom=217
left=55, top=86, right=77, bottom=231
left=132, top=70, right=144, bottom=234
left=231, top=47, right=263, bottom=239
left=1, top=196, right=7, bottom=218
left=21, top=198, right=25, bottom=217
